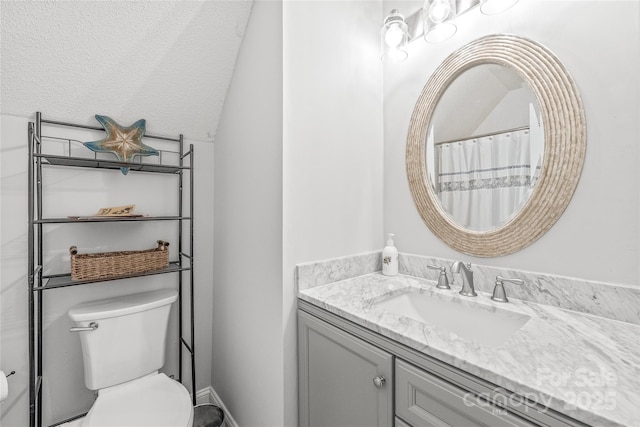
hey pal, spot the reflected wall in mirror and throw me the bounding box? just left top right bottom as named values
left=407, top=35, right=586, bottom=257
left=426, top=64, right=544, bottom=232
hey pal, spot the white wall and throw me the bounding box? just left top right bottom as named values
left=212, top=1, right=284, bottom=426
left=283, top=0, right=383, bottom=424
left=212, top=0, right=384, bottom=425
left=383, top=0, right=640, bottom=286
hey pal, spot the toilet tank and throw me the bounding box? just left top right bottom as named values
left=68, top=289, right=178, bottom=390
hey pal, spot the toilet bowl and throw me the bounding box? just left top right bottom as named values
left=68, top=289, right=193, bottom=427
left=82, top=373, right=193, bottom=427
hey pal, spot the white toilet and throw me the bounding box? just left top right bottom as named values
left=68, top=289, right=194, bottom=427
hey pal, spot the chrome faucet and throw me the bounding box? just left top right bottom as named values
left=451, top=261, right=477, bottom=297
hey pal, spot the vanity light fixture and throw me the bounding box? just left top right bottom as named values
left=380, top=0, right=519, bottom=62
left=381, top=9, right=409, bottom=63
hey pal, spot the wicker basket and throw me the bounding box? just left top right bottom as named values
left=70, top=240, right=169, bottom=281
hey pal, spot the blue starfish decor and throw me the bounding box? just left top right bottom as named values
left=83, top=115, right=159, bottom=175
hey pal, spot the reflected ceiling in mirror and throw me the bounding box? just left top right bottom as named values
left=406, top=35, right=586, bottom=257
left=425, top=64, right=544, bottom=232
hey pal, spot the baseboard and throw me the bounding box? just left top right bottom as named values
left=195, top=386, right=238, bottom=427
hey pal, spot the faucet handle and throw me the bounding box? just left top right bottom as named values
left=427, top=265, right=450, bottom=290
left=491, top=275, right=524, bottom=303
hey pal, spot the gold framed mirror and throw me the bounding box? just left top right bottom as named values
left=406, top=34, right=586, bottom=257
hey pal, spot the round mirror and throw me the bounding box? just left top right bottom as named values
left=407, top=35, right=586, bottom=257
left=426, top=64, right=544, bottom=232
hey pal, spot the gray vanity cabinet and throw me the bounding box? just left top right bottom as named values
left=396, top=360, right=535, bottom=427
left=298, top=310, right=393, bottom=427
left=299, top=302, right=586, bottom=427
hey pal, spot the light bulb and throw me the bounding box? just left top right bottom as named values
left=384, top=23, right=404, bottom=48
left=429, top=0, right=451, bottom=24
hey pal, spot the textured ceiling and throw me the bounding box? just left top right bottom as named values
left=1, top=0, right=253, bottom=142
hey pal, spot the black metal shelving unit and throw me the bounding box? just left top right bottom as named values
left=27, top=112, right=196, bottom=427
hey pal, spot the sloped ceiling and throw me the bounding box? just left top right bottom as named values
left=0, top=0, right=253, bottom=142
left=432, top=64, right=529, bottom=142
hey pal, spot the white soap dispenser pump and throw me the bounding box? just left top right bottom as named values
left=382, top=233, right=398, bottom=276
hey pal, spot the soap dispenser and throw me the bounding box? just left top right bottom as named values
left=382, top=233, right=398, bottom=276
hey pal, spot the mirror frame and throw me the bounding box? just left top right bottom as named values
left=406, top=34, right=586, bottom=257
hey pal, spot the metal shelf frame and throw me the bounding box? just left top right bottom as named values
left=27, top=112, right=196, bottom=427
left=35, top=216, right=191, bottom=224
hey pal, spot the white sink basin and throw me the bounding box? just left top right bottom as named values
left=373, top=290, right=530, bottom=348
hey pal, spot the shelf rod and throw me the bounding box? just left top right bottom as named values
left=36, top=265, right=191, bottom=291
left=178, top=135, right=185, bottom=397
left=41, top=118, right=181, bottom=142
left=40, top=264, right=190, bottom=280
left=32, top=265, right=42, bottom=277
left=34, top=216, right=192, bottom=224
left=28, top=122, right=36, bottom=427
left=189, top=142, right=196, bottom=406
left=33, top=154, right=190, bottom=173
left=180, top=252, right=192, bottom=259
left=180, top=337, right=193, bottom=354
left=36, top=112, right=44, bottom=427
left=48, top=412, right=87, bottom=427
left=40, top=272, right=69, bottom=279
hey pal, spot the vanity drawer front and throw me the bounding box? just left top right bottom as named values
left=396, top=360, right=536, bottom=427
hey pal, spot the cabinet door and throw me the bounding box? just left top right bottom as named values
left=298, top=310, right=393, bottom=427
left=396, top=360, right=536, bottom=427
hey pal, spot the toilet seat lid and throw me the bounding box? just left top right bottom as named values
left=83, top=373, right=193, bottom=427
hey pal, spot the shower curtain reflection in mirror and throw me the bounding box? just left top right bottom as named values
left=432, top=125, right=542, bottom=232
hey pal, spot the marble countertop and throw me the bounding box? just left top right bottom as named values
left=298, top=273, right=640, bottom=427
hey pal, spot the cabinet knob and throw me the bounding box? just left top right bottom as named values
left=372, top=376, right=386, bottom=389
